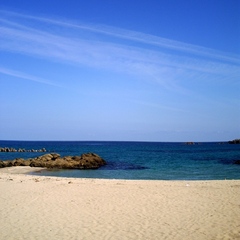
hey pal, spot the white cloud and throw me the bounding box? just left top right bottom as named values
left=1, top=10, right=239, bottom=64
left=0, top=67, right=61, bottom=87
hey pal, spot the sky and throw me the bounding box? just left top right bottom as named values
left=0, top=0, right=239, bottom=142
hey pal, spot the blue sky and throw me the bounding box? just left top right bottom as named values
left=0, top=0, right=239, bottom=141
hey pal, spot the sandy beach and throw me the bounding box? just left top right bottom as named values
left=0, top=167, right=239, bottom=240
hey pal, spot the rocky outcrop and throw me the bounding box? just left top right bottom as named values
left=0, top=153, right=106, bottom=169
left=0, top=147, right=47, bottom=152
left=228, top=139, right=240, bottom=144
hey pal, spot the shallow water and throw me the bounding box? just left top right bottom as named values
left=0, top=140, right=239, bottom=180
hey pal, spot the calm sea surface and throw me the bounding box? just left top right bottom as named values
left=0, top=140, right=239, bottom=180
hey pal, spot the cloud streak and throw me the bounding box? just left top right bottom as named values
left=0, top=10, right=239, bottom=91
left=0, top=67, right=62, bottom=87
left=1, top=10, right=239, bottom=64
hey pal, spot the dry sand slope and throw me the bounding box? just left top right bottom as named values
left=0, top=167, right=240, bottom=240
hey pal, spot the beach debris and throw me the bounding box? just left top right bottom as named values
left=0, top=152, right=106, bottom=170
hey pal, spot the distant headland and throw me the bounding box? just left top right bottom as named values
left=184, top=139, right=240, bottom=145
left=228, top=139, right=240, bottom=144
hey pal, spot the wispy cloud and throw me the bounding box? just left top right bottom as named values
left=0, top=67, right=62, bottom=87
left=0, top=10, right=239, bottom=91
left=1, top=10, right=239, bottom=64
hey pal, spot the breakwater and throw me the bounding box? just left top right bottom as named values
left=0, top=147, right=47, bottom=153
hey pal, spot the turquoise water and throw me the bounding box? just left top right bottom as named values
left=0, top=141, right=239, bottom=180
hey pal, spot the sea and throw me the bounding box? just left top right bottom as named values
left=0, top=140, right=239, bottom=180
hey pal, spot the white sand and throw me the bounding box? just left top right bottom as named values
left=0, top=167, right=240, bottom=240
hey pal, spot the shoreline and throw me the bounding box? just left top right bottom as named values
left=0, top=166, right=47, bottom=174
left=0, top=167, right=240, bottom=239
left=2, top=166, right=240, bottom=181
left=1, top=166, right=240, bottom=183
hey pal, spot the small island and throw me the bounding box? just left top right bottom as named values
left=228, top=139, right=240, bottom=144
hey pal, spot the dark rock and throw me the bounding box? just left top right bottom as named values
left=228, top=139, right=240, bottom=144
left=32, top=152, right=106, bottom=169
left=233, top=160, right=240, bottom=165
left=2, top=161, right=13, bottom=167
left=51, top=153, right=61, bottom=160
left=0, top=161, right=5, bottom=168
left=12, top=159, right=31, bottom=166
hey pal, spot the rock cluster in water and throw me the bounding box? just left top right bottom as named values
left=185, top=142, right=195, bottom=145
left=0, top=153, right=106, bottom=169
left=228, top=139, right=240, bottom=144
left=0, top=147, right=47, bottom=152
